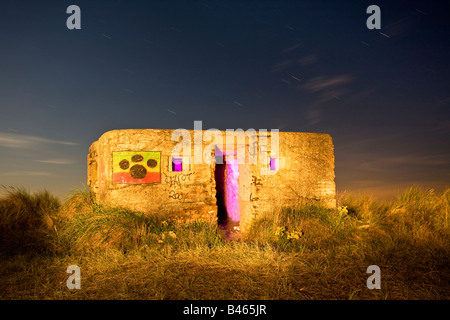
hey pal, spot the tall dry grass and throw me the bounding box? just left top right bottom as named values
left=0, top=186, right=61, bottom=254
left=57, top=189, right=222, bottom=254
left=0, top=186, right=448, bottom=299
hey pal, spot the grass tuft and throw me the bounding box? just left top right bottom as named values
left=0, top=186, right=61, bottom=255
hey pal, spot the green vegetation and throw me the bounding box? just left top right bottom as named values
left=0, top=186, right=449, bottom=299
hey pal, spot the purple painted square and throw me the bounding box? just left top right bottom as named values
left=172, top=157, right=183, bottom=172
left=270, top=157, right=279, bottom=171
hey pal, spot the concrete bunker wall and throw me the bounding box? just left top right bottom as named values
left=87, top=129, right=336, bottom=231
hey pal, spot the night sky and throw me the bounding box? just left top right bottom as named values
left=0, top=0, right=449, bottom=199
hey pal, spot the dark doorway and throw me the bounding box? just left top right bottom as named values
left=214, top=152, right=241, bottom=239
left=214, top=160, right=228, bottom=228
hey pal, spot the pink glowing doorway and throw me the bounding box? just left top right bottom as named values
left=214, top=147, right=240, bottom=231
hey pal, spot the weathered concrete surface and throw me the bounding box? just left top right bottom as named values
left=88, top=129, right=336, bottom=231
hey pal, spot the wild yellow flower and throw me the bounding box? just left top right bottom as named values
left=275, top=226, right=287, bottom=236
left=167, top=231, right=176, bottom=239
left=338, top=206, right=348, bottom=215
left=160, top=231, right=176, bottom=243
left=275, top=226, right=303, bottom=241
left=286, top=230, right=304, bottom=240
